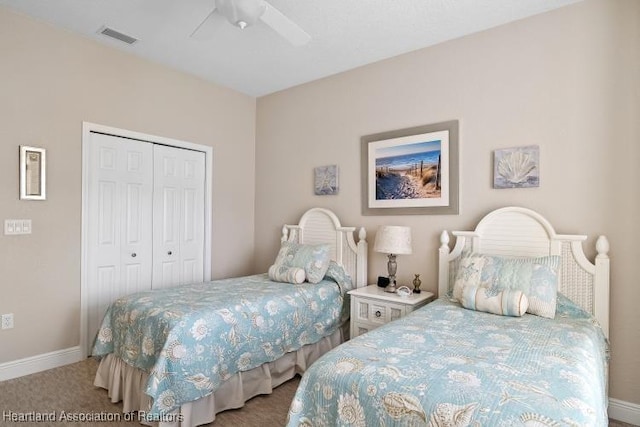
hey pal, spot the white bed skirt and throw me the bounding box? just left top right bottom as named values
left=94, top=324, right=346, bottom=427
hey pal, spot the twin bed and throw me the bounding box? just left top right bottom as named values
left=92, top=208, right=368, bottom=425
left=288, top=207, right=610, bottom=426
left=92, top=206, right=610, bottom=426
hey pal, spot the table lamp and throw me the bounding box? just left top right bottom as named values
left=373, top=225, right=413, bottom=293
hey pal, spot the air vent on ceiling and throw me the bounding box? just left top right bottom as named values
left=98, top=26, right=138, bottom=45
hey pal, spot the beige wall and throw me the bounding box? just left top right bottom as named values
left=256, top=0, right=639, bottom=406
left=1, top=0, right=638, bottom=409
left=0, top=7, right=256, bottom=362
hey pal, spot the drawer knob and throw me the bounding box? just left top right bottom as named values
left=375, top=310, right=382, bottom=318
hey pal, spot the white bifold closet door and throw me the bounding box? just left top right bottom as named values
left=86, top=132, right=205, bottom=350
left=152, top=144, right=205, bottom=289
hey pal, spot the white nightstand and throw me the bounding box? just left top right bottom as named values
left=348, top=284, right=434, bottom=339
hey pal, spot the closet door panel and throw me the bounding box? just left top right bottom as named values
left=153, top=145, right=205, bottom=288
left=118, top=140, right=153, bottom=293
left=180, top=154, right=205, bottom=285
left=153, top=148, right=180, bottom=288
left=86, top=132, right=153, bottom=348
left=180, top=151, right=205, bottom=283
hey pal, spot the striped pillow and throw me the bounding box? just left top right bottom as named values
left=268, top=265, right=305, bottom=284
left=461, top=285, right=529, bottom=317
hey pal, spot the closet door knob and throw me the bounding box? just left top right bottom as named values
left=167, top=251, right=173, bottom=255
left=131, top=253, right=137, bottom=258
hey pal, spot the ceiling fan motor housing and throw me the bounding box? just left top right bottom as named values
left=215, top=0, right=267, bottom=28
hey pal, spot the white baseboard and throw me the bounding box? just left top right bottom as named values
left=0, top=347, right=82, bottom=382
left=610, top=398, right=640, bottom=425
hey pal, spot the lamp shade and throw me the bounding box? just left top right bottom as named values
left=373, top=226, right=413, bottom=255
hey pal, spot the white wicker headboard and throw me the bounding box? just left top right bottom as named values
left=438, top=207, right=610, bottom=338
left=281, top=208, right=368, bottom=288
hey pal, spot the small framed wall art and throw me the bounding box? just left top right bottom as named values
left=314, top=165, right=339, bottom=195
left=493, top=145, right=539, bottom=189
left=20, top=145, right=46, bottom=200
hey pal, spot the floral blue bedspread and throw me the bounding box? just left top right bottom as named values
left=287, top=295, right=608, bottom=426
left=92, top=273, right=348, bottom=416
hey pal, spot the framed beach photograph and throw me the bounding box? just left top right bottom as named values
left=361, top=120, right=459, bottom=215
left=493, top=145, right=539, bottom=189
left=19, top=145, right=46, bottom=200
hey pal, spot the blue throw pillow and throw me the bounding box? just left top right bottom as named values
left=478, top=254, right=560, bottom=319
left=270, top=241, right=331, bottom=284
left=324, top=260, right=353, bottom=292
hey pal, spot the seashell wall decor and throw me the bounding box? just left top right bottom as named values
left=493, top=145, right=540, bottom=188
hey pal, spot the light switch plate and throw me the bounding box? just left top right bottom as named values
left=4, top=219, right=31, bottom=235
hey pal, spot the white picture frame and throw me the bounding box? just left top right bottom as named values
left=20, top=146, right=46, bottom=200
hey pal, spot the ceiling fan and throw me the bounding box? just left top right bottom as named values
left=191, top=0, right=310, bottom=46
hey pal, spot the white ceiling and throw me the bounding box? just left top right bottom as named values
left=0, top=0, right=580, bottom=97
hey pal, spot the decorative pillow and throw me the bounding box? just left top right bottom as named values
left=271, top=241, right=331, bottom=284
left=478, top=254, right=560, bottom=319
left=460, top=285, right=529, bottom=317
left=324, top=260, right=353, bottom=293
left=452, top=253, right=486, bottom=302
left=268, top=265, right=306, bottom=284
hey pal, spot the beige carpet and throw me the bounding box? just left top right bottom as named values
left=0, top=358, right=635, bottom=427
left=0, top=358, right=297, bottom=427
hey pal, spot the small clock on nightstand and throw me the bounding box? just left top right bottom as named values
left=348, top=284, right=434, bottom=339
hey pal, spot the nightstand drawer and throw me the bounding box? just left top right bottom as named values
left=353, top=298, right=406, bottom=325
left=348, top=285, right=434, bottom=339
left=352, top=322, right=375, bottom=337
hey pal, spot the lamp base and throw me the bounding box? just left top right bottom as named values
left=385, top=255, right=398, bottom=293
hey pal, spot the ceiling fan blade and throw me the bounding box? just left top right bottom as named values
left=190, top=8, right=225, bottom=40
left=260, top=3, right=310, bottom=47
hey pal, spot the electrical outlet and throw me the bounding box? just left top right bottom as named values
left=1, top=313, right=14, bottom=330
